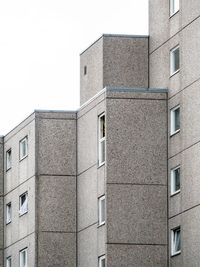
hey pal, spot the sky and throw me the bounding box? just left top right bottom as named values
left=0, top=0, right=148, bottom=135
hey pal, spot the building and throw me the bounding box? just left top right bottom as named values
left=0, top=0, right=199, bottom=266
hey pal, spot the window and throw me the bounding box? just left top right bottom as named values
left=20, top=248, right=27, bottom=267
left=6, top=149, right=12, bottom=171
left=19, top=192, right=28, bottom=216
left=98, top=113, right=105, bottom=166
left=170, top=0, right=179, bottom=16
left=84, top=65, right=87, bottom=75
left=6, top=256, right=11, bottom=267
left=170, top=105, right=180, bottom=135
left=98, top=255, right=105, bottom=267
left=170, top=45, right=180, bottom=76
left=19, top=137, right=28, bottom=160
left=171, top=227, right=181, bottom=256
left=98, top=195, right=105, bottom=226
left=6, top=202, right=12, bottom=224
left=171, top=166, right=180, bottom=195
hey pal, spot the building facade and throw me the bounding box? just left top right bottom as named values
left=0, top=0, right=199, bottom=266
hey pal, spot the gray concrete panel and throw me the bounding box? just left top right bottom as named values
left=77, top=166, right=97, bottom=231
left=0, top=138, right=3, bottom=196
left=97, top=225, right=106, bottom=257
left=78, top=224, right=98, bottom=267
left=182, top=0, right=200, bottom=28
left=107, top=244, right=167, bottom=267
left=38, top=232, right=76, bottom=267
left=107, top=184, right=167, bottom=244
left=38, top=175, right=76, bottom=232
left=106, top=97, right=167, bottom=185
left=37, top=117, right=76, bottom=176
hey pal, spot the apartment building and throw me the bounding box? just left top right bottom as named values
left=0, top=0, right=199, bottom=266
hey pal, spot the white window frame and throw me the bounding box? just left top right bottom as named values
left=170, top=0, right=179, bottom=16
left=6, top=202, right=12, bottom=224
left=6, top=256, right=11, bottom=267
left=171, top=166, right=180, bottom=196
left=98, top=255, right=105, bottom=267
left=98, top=113, right=106, bottom=166
left=98, top=195, right=105, bottom=226
left=170, top=105, right=180, bottom=136
left=19, top=136, right=28, bottom=161
left=6, top=149, right=12, bottom=171
left=19, top=192, right=28, bottom=216
left=19, top=248, right=27, bottom=267
left=171, top=226, right=181, bottom=256
left=170, top=45, right=180, bottom=76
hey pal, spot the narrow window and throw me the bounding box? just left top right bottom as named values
left=171, top=227, right=181, bottom=256
left=84, top=65, right=87, bottom=75
left=98, top=255, right=105, bottom=267
left=171, top=166, right=180, bottom=195
left=19, top=192, right=28, bottom=216
left=98, top=113, right=106, bottom=166
left=170, top=0, right=179, bottom=16
left=19, top=137, right=28, bottom=160
left=170, top=45, right=180, bottom=76
left=6, top=149, right=12, bottom=171
left=6, top=256, right=11, bottom=267
left=170, top=105, right=180, bottom=135
left=98, top=195, right=105, bottom=226
left=20, top=248, right=27, bottom=267
left=6, top=202, right=12, bottom=224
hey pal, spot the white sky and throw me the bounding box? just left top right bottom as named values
left=0, top=0, right=148, bottom=135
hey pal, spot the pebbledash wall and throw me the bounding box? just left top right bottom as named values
left=0, top=0, right=198, bottom=266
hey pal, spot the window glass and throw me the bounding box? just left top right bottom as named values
left=19, top=193, right=28, bottom=216
left=98, top=113, right=106, bottom=166
left=6, top=149, right=12, bottom=170
left=172, top=227, right=181, bottom=255
left=20, top=137, right=28, bottom=160
left=6, top=203, right=12, bottom=224
left=170, top=46, right=180, bottom=75
left=6, top=256, right=11, bottom=267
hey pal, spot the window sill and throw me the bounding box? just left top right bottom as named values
left=170, top=69, right=180, bottom=78
left=19, top=211, right=28, bottom=217
left=6, top=221, right=11, bottom=225
left=19, top=155, right=28, bottom=162
left=169, top=10, right=179, bottom=19
left=170, top=129, right=180, bottom=137
left=98, top=222, right=105, bottom=228
left=97, top=161, right=105, bottom=169
left=170, top=189, right=180, bottom=197
left=171, top=251, right=181, bottom=257
left=6, top=167, right=11, bottom=172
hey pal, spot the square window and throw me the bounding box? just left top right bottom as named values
left=98, top=255, right=105, bottom=267
left=6, top=149, right=12, bottom=171
left=6, top=202, right=12, bottom=224
left=98, top=195, right=105, bottom=226
left=6, top=256, right=11, bottom=267
left=170, top=105, right=180, bottom=135
left=170, top=0, right=179, bottom=16
left=19, top=137, right=28, bottom=160
left=98, top=113, right=106, bottom=166
left=171, top=166, right=180, bottom=195
left=171, top=227, right=181, bottom=256
left=170, top=45, right=180, bottom=76
left=20, top=248, right=27, bottom=267
left=19, top=193, right=28, bottom=216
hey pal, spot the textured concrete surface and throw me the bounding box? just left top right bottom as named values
left=107, top=184, right=167, bottom=244
left=182, top=0, right=200, bottom=28
left=37, top=115, right=76, bottom=176
left=38, top=175, right=76, bottom=232
left=0, top=138, right=3, bottom=196
left=106, top=97, right=167, bottom=185
left=38, top=232, right=76, bottom=267
left=107, top=244, right=167, bottom=267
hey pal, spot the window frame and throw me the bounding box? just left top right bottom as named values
left=19, top=248, right=28, bottom=267
left=6, top=149, right=12, bottom=171
left=171, top=165, right=181, bottom=196
left=6, top=256, right=11, bottom=267
left=171, top=226, right=181, bottom=256
left=98, top=195, right=105, bottom=226
left=19, top=136, right=28, bottom=161
left=98, top=113, right=106, bottom=167
left=170, top=0, right=179, bottom=17
left=19, top=192, right=28, bottom=216
left=98, top=255, right=105, bottom=267
left=170, top=105, right=180, bottom=136
left=6, top=202, right=12, bottom=224
left=170, top=45, right=180, bottom=76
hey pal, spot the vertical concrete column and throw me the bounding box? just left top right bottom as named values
left=0, top=137, right=4, bottom=266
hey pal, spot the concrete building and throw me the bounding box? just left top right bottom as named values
left=0, top=0, right=199, bottom=266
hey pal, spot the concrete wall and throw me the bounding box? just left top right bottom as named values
left=0, top=137, right=3, bottom=267
left=80, top=35, right=149, bottom=105
left=106, top=88, right=168, bottom=267
left=35, top=111, right=77, bottom=267
left=77, top=92, right=106, bottom=267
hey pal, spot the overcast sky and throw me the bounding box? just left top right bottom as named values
left=0, top=0, right=148, bottom=135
